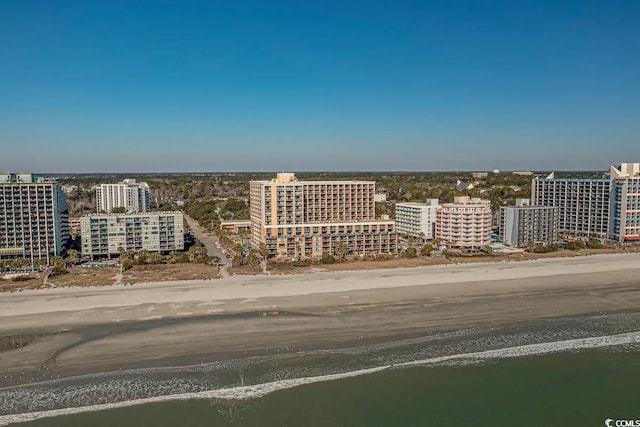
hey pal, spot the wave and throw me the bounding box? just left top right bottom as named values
left=1, top=330, right=639, bottom=426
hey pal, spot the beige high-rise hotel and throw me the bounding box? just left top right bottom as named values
left=250, top=173, right=397, bottom=259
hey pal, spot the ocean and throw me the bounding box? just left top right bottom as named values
left=2, top=312, right=639, bottom=426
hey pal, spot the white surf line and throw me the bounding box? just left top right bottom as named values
left=396, top=330, right=640, bottom=368
left=1, top=331, right=639, bottom=426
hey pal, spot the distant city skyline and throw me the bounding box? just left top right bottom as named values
left=2, top=1, right=639, bottom=172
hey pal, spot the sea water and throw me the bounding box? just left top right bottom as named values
left=2, top=312, right=640, bottom=426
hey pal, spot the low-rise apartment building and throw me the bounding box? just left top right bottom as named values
left=250, top=173, right=397, bottom=259
left=81, top=212, right=184, bottom=258
left=499, top=199, right=559, bottom=247
left=435, top=196, right=492, bottom=248
left=220, top=220, right=251, bottom=234
left=0, top=173, right=69, bottom=263
left=395, top=199, right=438, bottom=240
left=374, top=193, right=387, bottom=202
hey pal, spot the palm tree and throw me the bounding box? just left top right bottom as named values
left=149, top=252, right=165, bottom=264
left=333, top=240, right=349, bottom=261
left=11, top=258, right=29, bottom=270
left=136, top=249, right=150, bottom=264
left=258, top=243, right=269, bottom=260
left=66, top=249, right=81, bottom=265
left=187, top=245, right=208, bottom=262
left=50, top=255, right=64, bottom=267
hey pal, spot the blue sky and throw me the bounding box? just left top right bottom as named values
left=1, top=0, right=639, bottom=172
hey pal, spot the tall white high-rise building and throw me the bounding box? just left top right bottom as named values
left=532, top=173, right=609, bottom=239
left=532, top=162, right=639, bottom=242
left=96, top=179, right=151, bottom=214
left=0, top=174, right=69, bottom=263
left=609, top=163, right=640, bottom=242
left=395, top=199, right=439, bottom=240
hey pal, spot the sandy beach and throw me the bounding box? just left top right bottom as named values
left=1, top=253, right=640, bottom=384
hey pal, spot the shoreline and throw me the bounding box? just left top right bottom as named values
left=3, top=330, right=640, bottom=426
left=0, top=253, right=639, bottom=386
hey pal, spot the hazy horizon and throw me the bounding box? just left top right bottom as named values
left=2, top=1, right=639, bottom=172
left=5, top=168, right=611, bottom=176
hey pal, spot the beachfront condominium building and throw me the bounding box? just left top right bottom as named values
left=532, top=173, right=610, bottom=239
left=609, top=163, right=640, bottom=242
left=0, top=173, right=69, bottom=263
left=81, top=212, right=184, bottom=258
left=435, top=196, right=492, bottom=248
left=395, top=199, right=439, bottom=240
left=499, top=199, right=559, bottom=247
left=532, top=162, right=640, bottom=241
left=96, top=179, right=151, bottom=214
left=249, top=173, right=397, bottom=259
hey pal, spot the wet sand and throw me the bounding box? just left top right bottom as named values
left=1, top=253, right=639, bottom=384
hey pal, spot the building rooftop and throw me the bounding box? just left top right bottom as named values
left=610, top=163, right=640, bottom=178
left=501, top=205, right=557, bottom=210
left=83, top=211, right=183, bottom=218
left=396, top=201, right=439, bottom=208
left=251, top=172, right=375, bottom=185
left=0, top=173, right=52, bottom=184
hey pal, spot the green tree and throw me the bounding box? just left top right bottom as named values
left=49, top=255, right=68, bottom=277
left=50, top=255, right=64, bottom=267
left=566, top=241, right=586, bottom=251
left=149, top=252, right=165, bottom=264
left=10, top=258, right=30, bottom=269
left=420, top=243, right=433, bottom=257
left=65, top=249, right=81, bottom=265
left=168, top=245, right=177, bottom=263
left=333, top=241, right=349, bottom=261
left=586, top=238, right=604, bottom=249
left=321, top=254, right=336, bottom=264
left=258, top=243, right=269, bottom=261
left=188, top=245, right=208, bottom=262
left=136, top=249, right=150, bottom=265
left=402, top=247, right=417, bottom=258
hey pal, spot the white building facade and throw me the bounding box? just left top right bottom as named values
left=609, top=163, right=640, bottom=242
left=395, top=199, right=439, bottom=240
left=81, top=212, right=184, bottom=258
left=96, top=179, right=151, bottom=214
left=532, top=163, right=640, bottom=242
left=374, top=193, right=387, bottom=202
left=0, top=174, right=69, bottom=263
left=532, top=173, right=610, bottom=239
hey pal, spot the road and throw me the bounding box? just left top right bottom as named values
left=183, top=214, right=231, bottom=269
